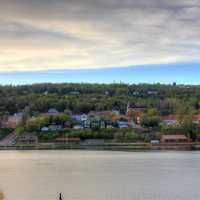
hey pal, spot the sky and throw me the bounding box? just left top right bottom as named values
left=0, top=0, right=200, bottom=84
left=0, top=63, right=200, bottom=85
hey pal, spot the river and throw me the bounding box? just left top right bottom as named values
left=0, top=150, right=200, bottom=200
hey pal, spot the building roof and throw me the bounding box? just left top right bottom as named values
left=193, top=114, right=200, bottom=122
left=161, top=115, right=178, bottom=121
left=161, top=134, right=187, bottom=140
left=128, top=104, right=147, bottom=108
left=19, top=133, right=38, bottom=139
left=48, top=108, right=59, bottom=113
left=89, top=111, right=115, bottom=116
left=112, top=115, right=129, bottom=122
left=55, top=137, right=80, bottom=142
left=43, top=110, right=64, bottom=116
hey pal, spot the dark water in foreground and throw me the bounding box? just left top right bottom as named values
left=0, top=150, right=200, bottom=200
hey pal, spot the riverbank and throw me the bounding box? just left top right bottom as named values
left=1, top=143, right=200, bottom=151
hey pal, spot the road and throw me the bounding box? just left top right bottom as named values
left=0, top=132, right=17, bottom=146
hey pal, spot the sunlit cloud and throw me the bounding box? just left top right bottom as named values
left=0, top=0, right=200, bottom=71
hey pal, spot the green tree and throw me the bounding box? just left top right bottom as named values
left=147, top=108, right=158, bottom=117
left=141, top=115, right=160, bottom=128
left=16, top=124, right=26, bottom=135
left=181, top=115, right=196, bottom=141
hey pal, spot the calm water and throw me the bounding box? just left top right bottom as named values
left=0, top=150, right=200, bottom=200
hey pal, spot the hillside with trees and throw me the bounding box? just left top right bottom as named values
left=0, top=83, right=200, bottom=115
left=1, top=83, right=200, bottom=143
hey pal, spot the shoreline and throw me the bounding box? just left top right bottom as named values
left=1, top=143, right=200, bottom=151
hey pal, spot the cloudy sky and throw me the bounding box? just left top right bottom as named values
left=0, top=0, right=200, bottom=72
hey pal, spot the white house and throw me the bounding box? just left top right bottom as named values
left=72, top=114, right=88, bottom=122
left=73, top=125, right=84, bottom=130
left=163, top=119, right=178, bottom=126
left=81, top=114, right=88, bottom=121
left=48, top=108, right=59, bottom=114
left=41, top=126, right=49, bottom=132
left=49, top=124, right=63, bottom=131
left=117, top=120, right=129, bottom=129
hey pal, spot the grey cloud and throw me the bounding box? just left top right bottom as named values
left=0, top=20, right=85, bottom=42
left=0, top=0, right=200, bottom=71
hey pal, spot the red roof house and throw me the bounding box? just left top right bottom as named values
left=161, top=134, right=189, bottom=143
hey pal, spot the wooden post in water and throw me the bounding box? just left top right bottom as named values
left=0, top=192, right=4, bottom=200
left=59, top=193, right=63, bottom=200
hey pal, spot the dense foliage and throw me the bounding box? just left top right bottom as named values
left=0, top=128, right=13, bottom=140
left=38, top=129, right=147, bottom=143
left=0, top=83, right=200, bottom=115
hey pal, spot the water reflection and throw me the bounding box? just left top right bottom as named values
left=0, top=151, right=200, bottom=200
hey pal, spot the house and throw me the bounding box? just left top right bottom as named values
left=90, top=120, right=100, bottom=129
left=83, top=120, right=91, bottom=128
left=147, top=91, right=158, bottom=95
left=150, top=140, right=160, bottom=144
left=105, top=91, right=109, bottom=95
left=126, top=103, right=146, bottom=124
left=106, top=124, right=114, bottom=129
left=100, top=121, right=106, bottom=129
left=0, top=116, right=9, bottom=128
left=111, top=109, right=120, bottom=116
left=161, top=134, right=188, bottom=143
left=193, top=114, right=200, bottom=124
left=44, top=90, right=48, bottom=95
left=162, top=115, right=178, bottom=126
left=41, top=126, right=49, bottom=132
left=17, top=133, right=38, bottom=144
left=80, top=114, right=88, bottom=121
left=44, top=108, right=63, bottom=116
left=73, top=125, right=84, bottom=130
left=84, top=139, right=105, bottom=145
left=72, top=115, right=81, bottom=122
left=42, top=108, right=63, bottom=117
left=2, top=113, right=23, bottom=128
left=132, top=91, right=139, bottom=96
left=64, top=121, right=72, bottom=128
left=126, top=103, right=147, bottom=114
left=41, top=124, right=63, bottom=132
left=117, top=120, right=129, bottom=129
left=72, top=114, right=88, bottom=122
left=135, top=115, right=142, bottom=124
left=49, top=124, right=63, bottom=131
left=48, top=108, right=59, bottom=114
left=196, top=135, right=200, bottom=142
left=163, top=119, right=178, bottom=126
left=105, top=120, right=114, bottom=128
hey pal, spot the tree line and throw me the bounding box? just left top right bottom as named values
left=0, top=83, right=200, bottom=116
